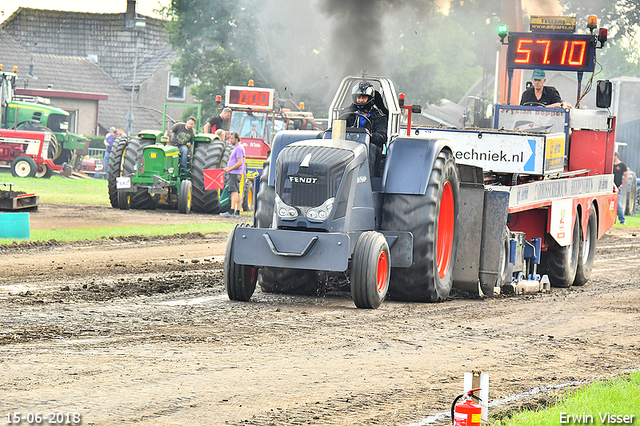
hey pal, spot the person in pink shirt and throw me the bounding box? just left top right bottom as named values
left=220, top=132, right=246, bottom=217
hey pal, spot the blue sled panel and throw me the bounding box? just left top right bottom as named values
left=233, top=228, right=350, bottom=272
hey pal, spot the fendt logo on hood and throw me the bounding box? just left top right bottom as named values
left=289, top=176, right=318, bottom=184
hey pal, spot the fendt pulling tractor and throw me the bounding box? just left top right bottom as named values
left=224, top=16, right=618, bottom=309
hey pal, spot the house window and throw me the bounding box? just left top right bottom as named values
left=168, top=72, right=185, bottom=100
left=66, top=110, right=78, bottom=133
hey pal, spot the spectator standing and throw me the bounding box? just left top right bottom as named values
left=166, top=117, right=197, bottom=171
left=103, top=127, right=116, bottom=175
left=204, top=108, right=231, bottom=134
left=613, top=152, right=629, bottom=225
left=220, top=132, right=245, bottom=217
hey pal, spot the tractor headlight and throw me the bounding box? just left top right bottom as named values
left=275, top=195, right=298, bottom=220
left=168, top=167, right=174, bottom=174
left=306, top=198, right=335, bottom=222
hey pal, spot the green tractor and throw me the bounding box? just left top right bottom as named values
left=110, top=129, right=227, bottom=214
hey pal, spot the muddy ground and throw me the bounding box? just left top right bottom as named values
left=1, top=203, right=639, bottom=425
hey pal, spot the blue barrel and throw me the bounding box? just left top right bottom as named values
left=0, top=212, right=31, bottom=239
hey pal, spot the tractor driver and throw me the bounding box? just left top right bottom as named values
left=166, top=116, right=197, bottom=171
left=344, top=82, right=387, bottom=176
left=520, top=69, right=571, bottom=108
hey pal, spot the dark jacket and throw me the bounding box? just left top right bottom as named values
left=520, top=86, right=562, bottom=106
left=344, top=104, right=387, bottom=148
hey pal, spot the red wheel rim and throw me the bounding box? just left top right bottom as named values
left=437, top=181, right=454, bottom=279
left=376, top=251, right=388, bottom=293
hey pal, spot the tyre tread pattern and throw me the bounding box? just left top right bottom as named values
left=574, top=207, right=597, bottom=286
left=381, top=150, right=459, bottom=302
left=108, top=137, right=127, bottom=208
left=121, top=138, right=156, bottom=210
left=191, top=140, right=226, bottom=213
left=540, top=214, right=580, bottom=288
left=350, top=231, right=389, bottom=309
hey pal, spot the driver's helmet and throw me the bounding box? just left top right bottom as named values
left=352, top=82, right=375, bottom=110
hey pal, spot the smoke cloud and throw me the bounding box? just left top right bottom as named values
left=522, top=0, right=563, bottom=16
left=318, top=0, right=388, bottom=77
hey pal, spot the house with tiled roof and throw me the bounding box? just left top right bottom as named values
left=0, top=1, right=198, bottom=135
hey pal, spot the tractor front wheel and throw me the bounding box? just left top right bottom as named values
left=11, top=155, right=37, bottom=178
left=117, top=191, right=131, bottom=210
left=35, top=163, right=54, bottom=179
left=178, top=180, right=192, bottom=214
left=225, top=224, right=258, bottom=301
left=350, top=231, right=390, bottom=309
left=108, top=138, right=127, bottom=208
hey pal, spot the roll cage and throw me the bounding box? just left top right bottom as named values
left=328, top=76, right=401, bottom=144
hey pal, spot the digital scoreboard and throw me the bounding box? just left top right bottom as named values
left=225, top=86, right=275, bottom=110
left=507, top=32, right=596, bottom=73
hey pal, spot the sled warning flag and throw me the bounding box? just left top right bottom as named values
left=203, top=169, right=224, bottom=190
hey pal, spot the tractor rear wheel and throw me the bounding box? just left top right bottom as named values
left=108, top=138, right=127, bottom=208
left=191, top=140, right=226, bottom=213
left=381, top=149, right=459, bottom=302
left=53, top=148, right=72, bottom=167
left=574, top=206, right=597, bottom=286
left=254, top=154, right=318, bottom=295
left=350, top=231, right=390, bottom=309
left=540, top=213, right=580, bottom=288
left=178, top=179, right=192, bottom=214
left=11, top=155, right=37, bottom=178
left=120, top=137, right=157, bottom=210
left=47, top=134, right=59, bottom=163
left=225, top=224, right=258, bottom=301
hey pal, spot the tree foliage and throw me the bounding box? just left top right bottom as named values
left=163, top=1, right=260, bottom=117
left=162, top=0, right=514, bottom=118
left=560, top=0, right=640, bottom=77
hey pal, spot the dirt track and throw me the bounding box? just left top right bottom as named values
left=1, top=203, right=639, bottom=425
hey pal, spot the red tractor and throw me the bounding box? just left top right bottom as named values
left=0, top=67, right=62, bottom=178
left=221, top=83, right=322, bottom=211
left=0, top=128, right=62, bottom=178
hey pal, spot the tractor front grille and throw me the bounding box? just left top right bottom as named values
left=276, top=145, right=353, bottom=208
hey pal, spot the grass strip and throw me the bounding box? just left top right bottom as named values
left=492, top=371, right=640, bottom=425
left=0, top=222, right=235, bottom=245
left=1, top=175, right=109, bottom=205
